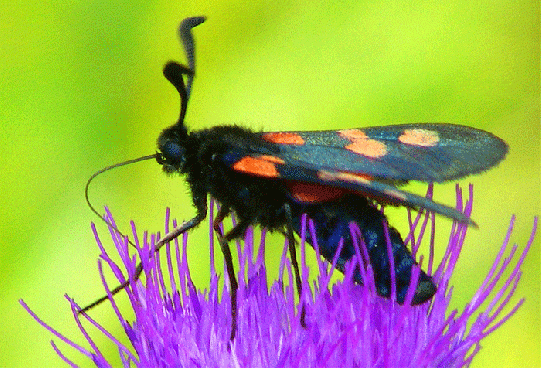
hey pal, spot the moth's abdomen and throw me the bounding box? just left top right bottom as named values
left=290, top=194, right=436, bottom=305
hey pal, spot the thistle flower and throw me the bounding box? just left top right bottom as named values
left=21, top=185, right=537, bottom=367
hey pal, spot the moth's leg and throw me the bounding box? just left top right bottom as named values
left=284, top=203, right=306, bottom=327
left=213, top=205, right=250, bottom=340
left=79, top=204, right=207, bottom=314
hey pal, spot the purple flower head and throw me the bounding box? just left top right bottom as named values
left=21, top=185, right=537, bottom=367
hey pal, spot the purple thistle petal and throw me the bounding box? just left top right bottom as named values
left=50, top=340, right=79, bottom=368
left=65, top=297, right=113, bottom=368
left=19, top=300, right=94, bottom=360
left=67, top=295, right=136, bottom=363
left=21, top=186, right=537, bottom=367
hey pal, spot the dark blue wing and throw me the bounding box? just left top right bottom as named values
left=259, top=123, right=508, bottom=182
left=221, top=123, right=507, bottom=224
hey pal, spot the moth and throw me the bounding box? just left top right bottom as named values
left=82, top=17, right=508, bottom=341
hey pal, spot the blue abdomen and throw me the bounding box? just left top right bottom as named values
left=290, top=194, right=436, bottom=305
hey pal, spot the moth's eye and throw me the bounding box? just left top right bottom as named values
left=162, top=141, right=185, bottom=161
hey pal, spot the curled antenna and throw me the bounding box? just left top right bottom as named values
left=179, top=16, right=206, bottom=99
left=85, top=154, right=157, bottom=227
left=80, top=154, right=156, bottom=313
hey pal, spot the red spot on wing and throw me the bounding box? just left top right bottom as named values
left=398, top=129, right=439, bottom=147
left=382, top=189, right=407, bottom=201
left=338, top=129, right=387, bottom=158
left=338, top=129, right=369, bottom=140
left=345, top=140, right=388, bottom=158
left=232, top=156, right=283, bottom=177
left=258, top=155, right=285, bottom=164
left=262, top=132, right=305, bottom=145
left=286, top=181, right=346, bottom=203
left=318, top=170, right=373, bottom=184
left=290, top=171, right=406, bottom=206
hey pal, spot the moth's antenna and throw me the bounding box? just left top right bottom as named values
left=179, top=16, right=205, bottom=99
left=79, top=154, right=156, bottom=314
left=85, top=154, right=157, bottom=229
left=79, top=17, right=206, bottom=314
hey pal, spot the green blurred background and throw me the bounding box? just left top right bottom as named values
left=2, top=1, right=538, bottom=366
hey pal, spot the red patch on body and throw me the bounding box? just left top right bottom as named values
left=286, top=181, right=346, bottom=203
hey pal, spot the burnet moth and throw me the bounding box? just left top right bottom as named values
left=81, top=17, right=508, bottom=340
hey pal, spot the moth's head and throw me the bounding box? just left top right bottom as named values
left=157, top=124, right=188, bottom=173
